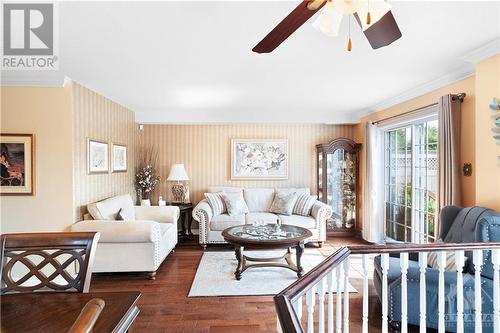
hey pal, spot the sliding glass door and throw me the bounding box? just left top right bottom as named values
left=384, top=117, right=438, bottom=243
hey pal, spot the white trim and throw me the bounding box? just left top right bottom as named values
left=378, top=105, right=438, bottom=131
left=461, top=38, right=500, bottom=64
left=355, top=66, right=473, bottom=119
left=0, top=72, right=66, bottom=87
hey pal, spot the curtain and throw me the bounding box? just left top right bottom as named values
left=362, top=122, right=385, bottom=244
left=438, top=94, right=462, bottom=211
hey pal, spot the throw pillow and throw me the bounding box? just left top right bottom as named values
left=204, top=192, right=227, bottom=216
left=270, top=192, right=298, bottom=216
left=428, top=249, right=468, bottom=272
left=221, top=192, right=249, bottom=216
left=293, top=193, right=316, bottom=216
left=116, top=208, right=125, bottom=221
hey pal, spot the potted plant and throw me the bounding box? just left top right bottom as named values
left=135, top=147, right=160, bottom=206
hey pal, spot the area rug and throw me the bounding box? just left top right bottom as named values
left=188, top=249, right=357, bottom=297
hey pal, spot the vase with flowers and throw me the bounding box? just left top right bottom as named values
left=135, top=147, right=161, bottom=206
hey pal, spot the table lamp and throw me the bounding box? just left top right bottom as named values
left=167, top=164, right=190, bottom=203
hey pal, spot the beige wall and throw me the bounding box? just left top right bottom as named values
left=1, top=86, right=74, bottom=232
left=354, top=76, right=477, bottom=229
left=72, top=82, right=138, bottom=220
left=140, top=124, right=354, bottom=205
left=475, top=54, right=500, bottom=211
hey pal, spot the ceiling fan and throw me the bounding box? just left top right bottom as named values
left=252, top=0, right=402, bottom=53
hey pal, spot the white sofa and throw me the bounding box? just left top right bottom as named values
left=71, top=194, right=179, bottom=279
left=192, top=187, right=333, bottom=249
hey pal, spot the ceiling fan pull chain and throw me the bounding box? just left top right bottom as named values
left=347, top=15, right=353, bottom=52
left=366, top=0, right=372, bottom=25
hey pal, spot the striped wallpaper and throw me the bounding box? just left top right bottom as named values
left=140, top=124, right=354, bottom=205
left=72, top=82, right=138, bottom=221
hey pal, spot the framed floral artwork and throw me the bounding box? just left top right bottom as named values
left=231, top=139, right=288, bottom=180
left=112, top=143, right=127, bottom=173
left=0, top=134, right=35, bottom=195
left=87, top=138, right=109, bottom=174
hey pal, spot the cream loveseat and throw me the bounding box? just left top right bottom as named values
left=193, top=187, right=332, bottom=249
left=71, top=194, right=179, bottom=279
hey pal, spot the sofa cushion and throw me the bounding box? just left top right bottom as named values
left=87, top=194, right=135, bottom=221
left=221, top=192, right=249, bottom=216
left=279, top=215, right=316, bottom=229
left=245, top=212, right=279, bottom=225
left=204, top=192, right=226, bottom=216
left=275, top=188, right=311, bottom=195
left=427, top=250, right=468, bottom=272
left=210, top=214, right=245, bottom=231
left=373, top=255, right=421, bottom=285
left=243, top=188, right=275, bottom=212
left=270, top=192, right=298, bottom=216
left=293, top=194, right=316, bottom=216
left=208, top=186, right=242, bottom=194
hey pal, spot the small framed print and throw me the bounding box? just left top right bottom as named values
left=1, top=134, right=35, bottom=195
left=112, top=143, right=127, bottom=173
left=87, top=138, right=109, bottom=174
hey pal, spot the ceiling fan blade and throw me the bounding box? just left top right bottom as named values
left=354, top=10, right=402, bottom=49
left=253, top=1, right=327, bottom=54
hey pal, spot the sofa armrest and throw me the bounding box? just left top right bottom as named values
left=310, top=201, right=332, bottom=242
left=134, top=205, right=180, bottom=223
left=192, top=199, right=213, bottom=245
left=192, top=200, right=213, bottom=223
left=311, top=201, right=333, bottom=222
left=71, top=220, right=161, bottom=243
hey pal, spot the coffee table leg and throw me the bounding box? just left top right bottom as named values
left=296, top=242, right=305, bottom=278
left=235, top=246, right=243, bottom=280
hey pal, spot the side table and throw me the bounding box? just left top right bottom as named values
left=167, top=202, right=194, bottom=240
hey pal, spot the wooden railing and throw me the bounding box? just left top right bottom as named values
left=275, top=242, right=500, bottom=333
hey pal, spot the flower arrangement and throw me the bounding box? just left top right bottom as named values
left=135, top=147, right=160, bottom=200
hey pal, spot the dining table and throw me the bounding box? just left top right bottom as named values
left=0, top=291, right=141, bottom=333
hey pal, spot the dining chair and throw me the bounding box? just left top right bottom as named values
left=0, top=232, right=100, bottom=294
left=68, top=298, right=106, bottom=333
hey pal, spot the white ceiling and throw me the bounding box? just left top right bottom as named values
left=3, top=1, right=500, bottom=124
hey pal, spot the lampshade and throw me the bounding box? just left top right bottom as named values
left=312, top=2, right=344, bottom=37
left=313, top=0, right=392, bottom=37
left=167, top=164, right=189, bottom=181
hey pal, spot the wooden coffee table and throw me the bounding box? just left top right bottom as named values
left=222, top=224, right=312, bottom=280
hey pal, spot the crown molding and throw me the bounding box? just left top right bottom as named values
left=354, top=65, right=475, bottom=120
left=461, top=38, right=500, bottom=64
left=134, top=109, right=360, bottom=125
left=0, top=71, right=66, bottom=87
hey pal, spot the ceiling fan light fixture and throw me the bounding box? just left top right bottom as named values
left=332, top=0, right=362, bottom=15
left=312, top=2, right=343, bottom=37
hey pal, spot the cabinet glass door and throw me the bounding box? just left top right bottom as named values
left=326, top=149, right=356, bottom=231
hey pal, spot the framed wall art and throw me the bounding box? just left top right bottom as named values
left=231, top=139, right=288, bottom=180
left=0, top=134, right=35, bottom=195
left=112, top=143, right=127, bottom=172
left=87, top=138, right=109, bottom=174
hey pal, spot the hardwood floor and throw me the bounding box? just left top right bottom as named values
left=89, top=237, right=386, bottom=333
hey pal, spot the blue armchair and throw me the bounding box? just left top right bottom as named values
left=373, top=206, right=500, bottom=332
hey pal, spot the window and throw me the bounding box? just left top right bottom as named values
left=384, top=116, right=438, bottom=243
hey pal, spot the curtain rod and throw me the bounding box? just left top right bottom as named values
left=371, top=93, right=466, bottom=125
